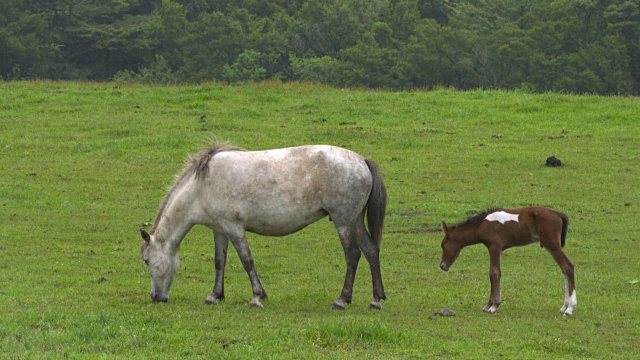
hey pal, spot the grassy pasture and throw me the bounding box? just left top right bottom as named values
left=0, top=81, right=639, bottom=359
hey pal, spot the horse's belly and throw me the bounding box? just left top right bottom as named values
left=244, top=209, right=328, bottom=236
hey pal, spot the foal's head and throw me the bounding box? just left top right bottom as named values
left=439, top=211, right=487, bottom=271
left=140, top=229, right=180, bottom=302
left=439, top=222, right=463, bottom=272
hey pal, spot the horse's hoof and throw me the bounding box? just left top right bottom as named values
left=331, top=300, right=346, bottom=310
left=369, top=301, right=382, bottom=310
left=204, top=296, right=219, bottom=305
left=249, top=296, right=264, bottom=308
left=482, top=305, right=497, bottom=313
left=561, top=308, right=574, bottom=317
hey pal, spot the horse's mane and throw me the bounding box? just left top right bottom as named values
left=150, top=141, right=245, bottom=233
left=448, top=208, right=500, bottom=230
left=188, top=142, right=246, bottom=181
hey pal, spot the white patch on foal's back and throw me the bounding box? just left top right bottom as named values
left=485, top=211, right=519, bottom=224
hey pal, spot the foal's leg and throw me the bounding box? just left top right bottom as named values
left=331, top=224, right=362, bottom=310
left=547, top=248, right=576, bottom=316
left=353, top=220, right=386, bottom=310
left=484, top=246, right=502, bottom=313
left=205, top=232, right=229, bottom=305
left=228, top=232, right=267, bottom=308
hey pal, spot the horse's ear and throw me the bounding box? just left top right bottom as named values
left=140, top=229, right=151, bottom=242
left=441, top=222, right=449, bottom=233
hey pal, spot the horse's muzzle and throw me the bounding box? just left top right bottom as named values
left=439, top=262, right=449, bottom=272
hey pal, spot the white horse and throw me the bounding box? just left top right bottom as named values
left=140, top=143, right=387, bottom=309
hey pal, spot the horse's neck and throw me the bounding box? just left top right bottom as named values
left=456, top=227, right=482, bottom=247
left=153, top=216, right=193, bottom=250
left=152, top=187, right=197, bottom=249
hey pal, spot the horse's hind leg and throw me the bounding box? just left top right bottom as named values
left=547, top=247, right=576, bottom=316
left=332, top=225, right=362, bottom=310
left=205, top=231, right=229, bottom=305
left=359, top=225, right=386, bottom=309
left=345, top=220, right=386, bottom=310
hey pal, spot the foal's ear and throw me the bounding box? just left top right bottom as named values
left=441, top=222, right=449, bottom=233
left=140, top=229, right=151, bottom=242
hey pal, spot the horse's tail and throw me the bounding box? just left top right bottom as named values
left=364, top=159, right=387, bottom=248
left=559, top=212, right=569, bottom=248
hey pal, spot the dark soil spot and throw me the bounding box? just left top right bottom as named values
left=545, top=156, right=562, bottom=167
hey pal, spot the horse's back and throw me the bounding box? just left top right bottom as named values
left=479, top=206, right=566, bottom=248
left=211, top=145, right=370, bottom=189
left=200, top=145, right=373, bottom=235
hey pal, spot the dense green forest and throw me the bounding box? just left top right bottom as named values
left=2, top=0, right=639, bottom=94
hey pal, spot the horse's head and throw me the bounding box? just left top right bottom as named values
left=439, top=222, right=462, bottom=272
left=140, top=229, right=180, bottom=302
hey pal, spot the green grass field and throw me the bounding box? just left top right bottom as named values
left=1, top=81, right=638, bottom=359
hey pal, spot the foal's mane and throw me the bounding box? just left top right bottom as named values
left=448, top=208, right=500, bottom=230
left=150, top=142, right=245, bottom=233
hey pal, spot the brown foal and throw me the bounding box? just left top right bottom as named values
left=439, top=206, right=576, bottom=315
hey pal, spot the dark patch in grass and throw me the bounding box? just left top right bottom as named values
left=415, top=127, right=456, bottom=135
left=213, top=337, right=237, bottom=348
left=545, top=156, right=562, bottom=167
left=435, top=308, right=456, bottom=316
left=388, top=209, right=427, bottom=217
left=387, top=224, right=440, bottom=234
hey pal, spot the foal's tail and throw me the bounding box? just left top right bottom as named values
left=559, top=212, right=569, bottom=248
left=364, top=159, right=387, bottom=248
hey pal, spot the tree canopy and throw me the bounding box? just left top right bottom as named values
left=2, top=0, right=639, bottom=95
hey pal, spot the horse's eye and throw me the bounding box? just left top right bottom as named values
left=144, top=259, right=149, bottom=266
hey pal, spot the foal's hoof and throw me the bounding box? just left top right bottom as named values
left=482, top=305, right=497, bottom=313
left=369, top=301, right=382, bottom=310
left=560, top=307, right=574, bottom=317
left=331, top=300, right=346, bottom=310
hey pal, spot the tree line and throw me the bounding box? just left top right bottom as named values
left=2, top=0, right=639, bottom=95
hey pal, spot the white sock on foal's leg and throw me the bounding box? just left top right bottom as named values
left=560, top=277, right=577, bottom=316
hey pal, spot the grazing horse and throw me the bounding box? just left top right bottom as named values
left=139, top=143, right=387, bottom=310
left=439, top=206, right=576, bottom=316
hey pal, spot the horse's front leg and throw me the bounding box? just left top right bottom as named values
left=229, top=232, right=267, bottom=308
left=205, top=232, right=229, bottom=305
left=483, top=246, right=502, bottom=313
